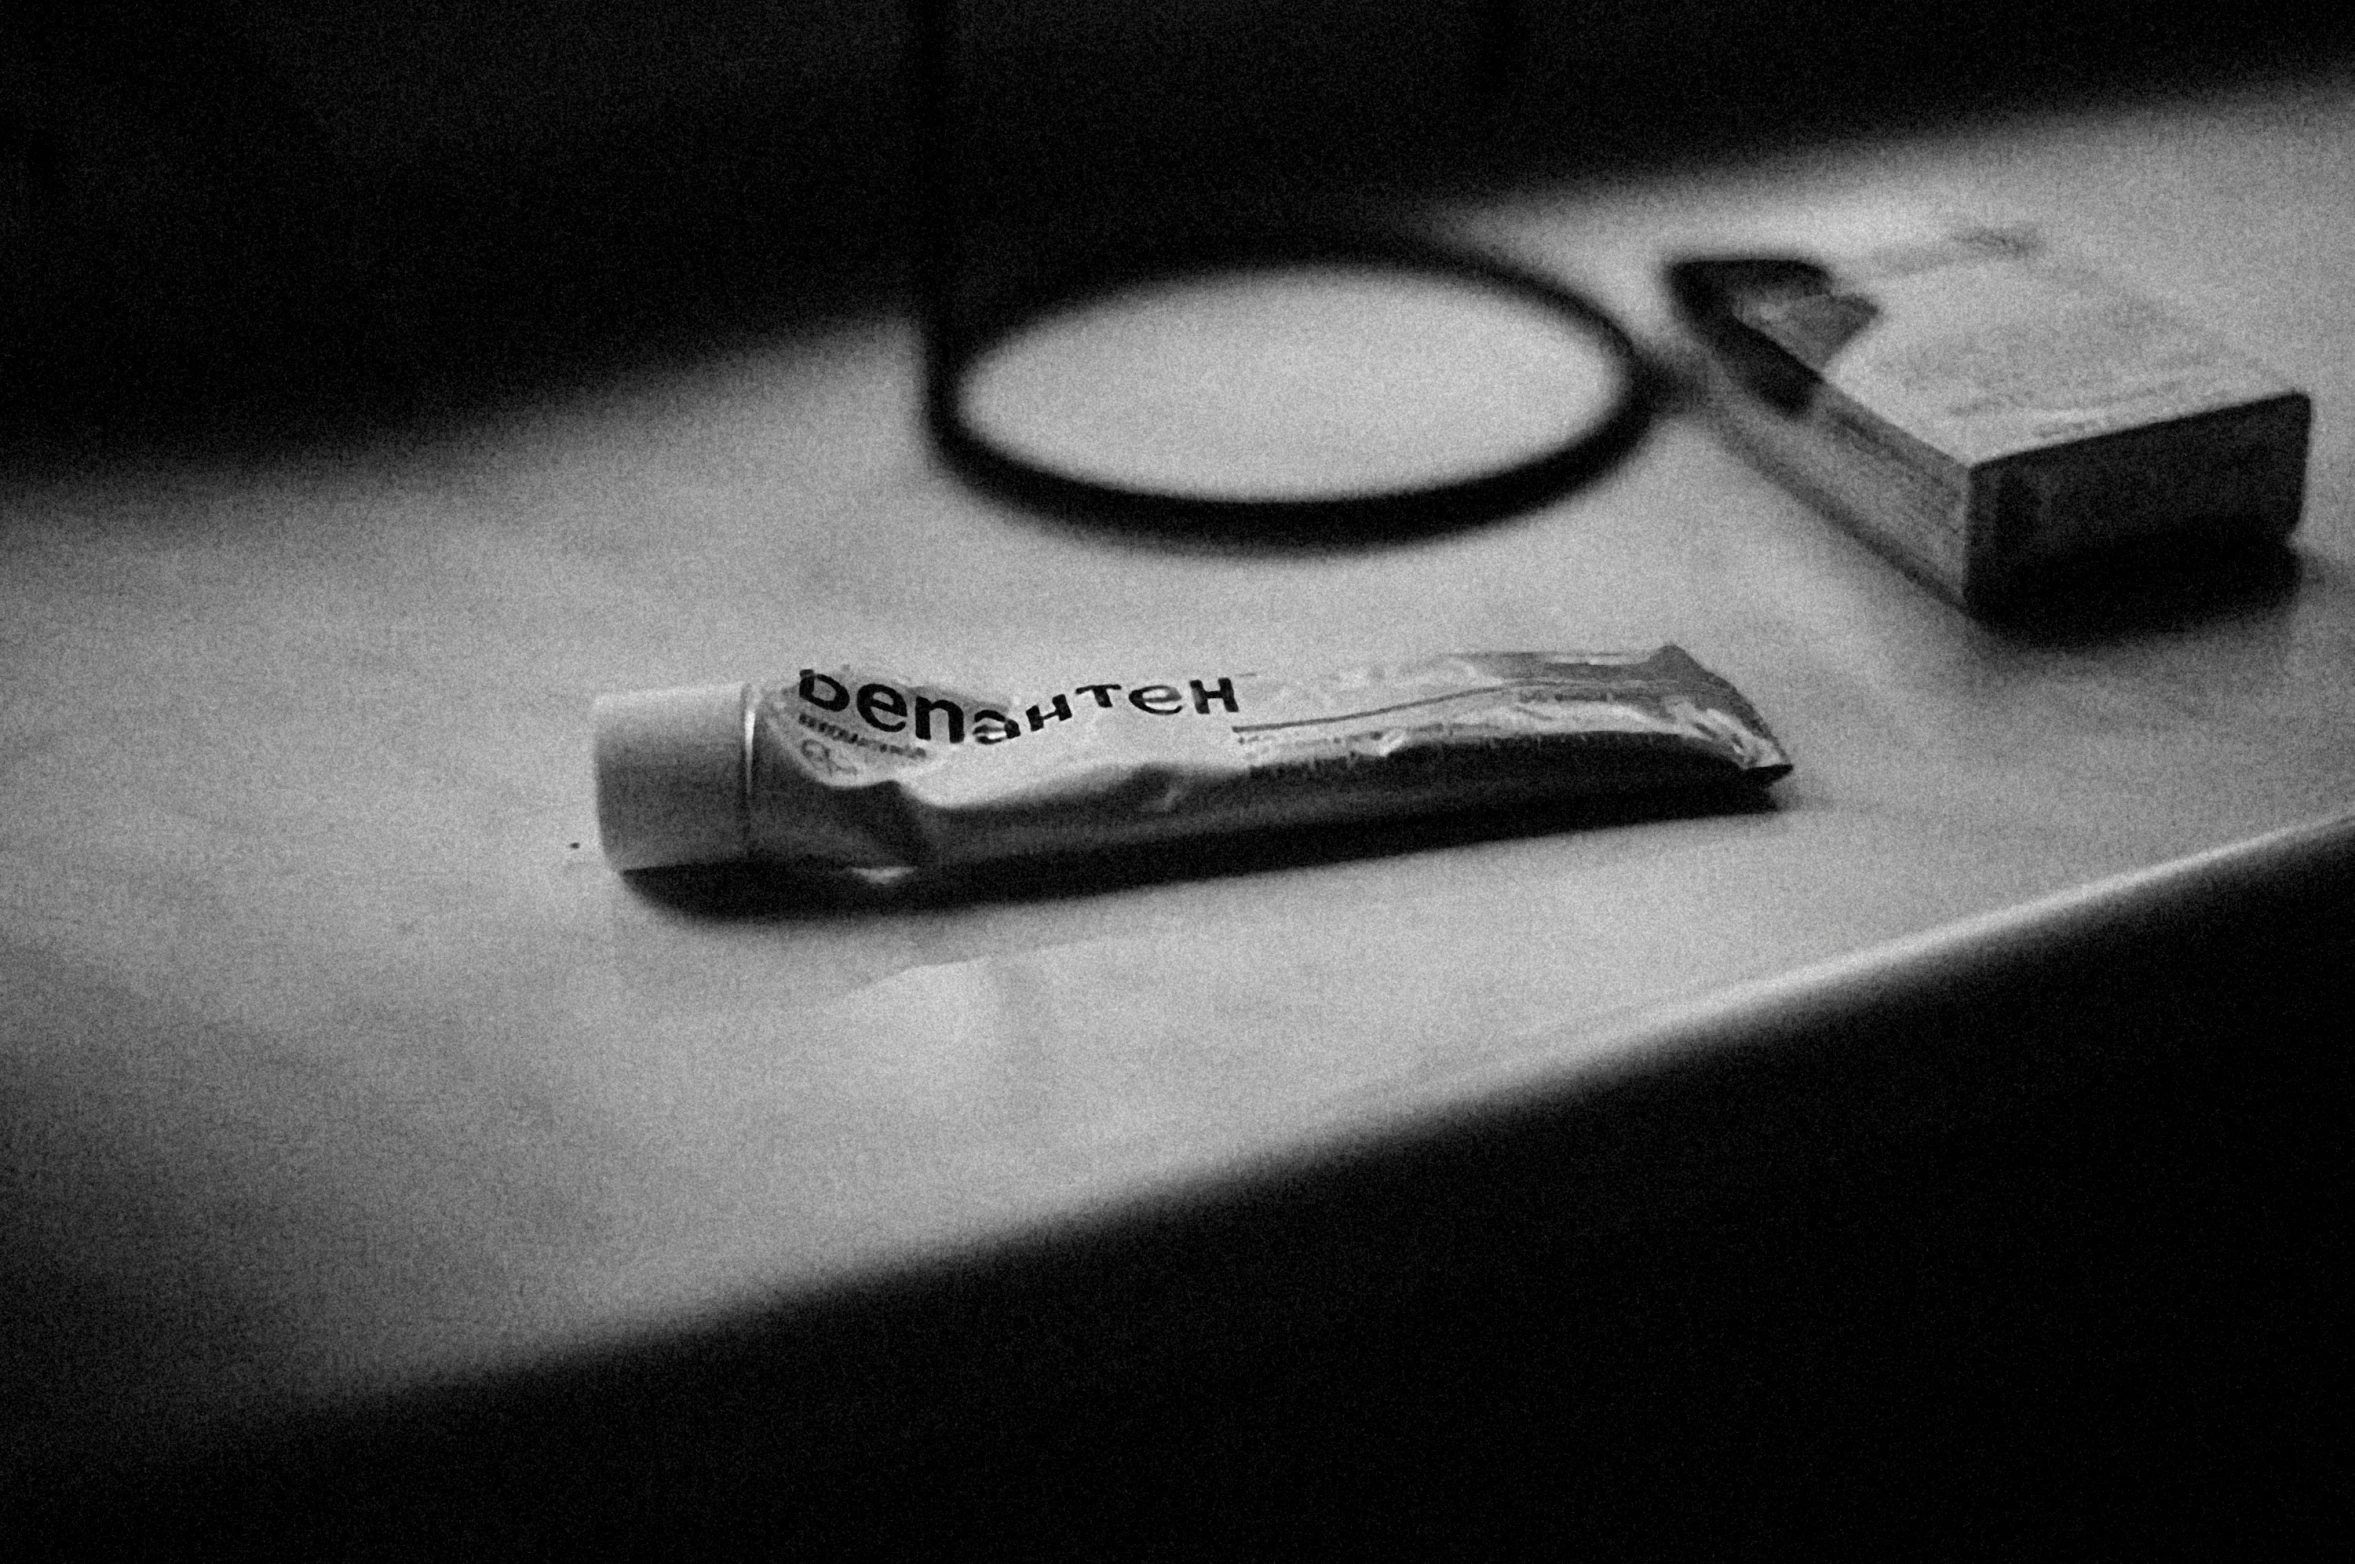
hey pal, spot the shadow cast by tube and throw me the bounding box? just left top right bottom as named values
left=624, top=781, right=1782, bottom=921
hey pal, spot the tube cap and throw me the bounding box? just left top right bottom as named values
left=593, top=683, right=754, bottom=870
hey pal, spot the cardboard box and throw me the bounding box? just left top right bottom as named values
left=1669, top=225, right=2310, bottom=617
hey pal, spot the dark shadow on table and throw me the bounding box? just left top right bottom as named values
left=1989, top=541, right=2307, bottom=645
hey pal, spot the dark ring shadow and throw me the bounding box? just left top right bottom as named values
left=924, top=230, right=1661, bottom=551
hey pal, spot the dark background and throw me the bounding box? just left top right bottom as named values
left=6, top=1, right=2354, bottom=441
